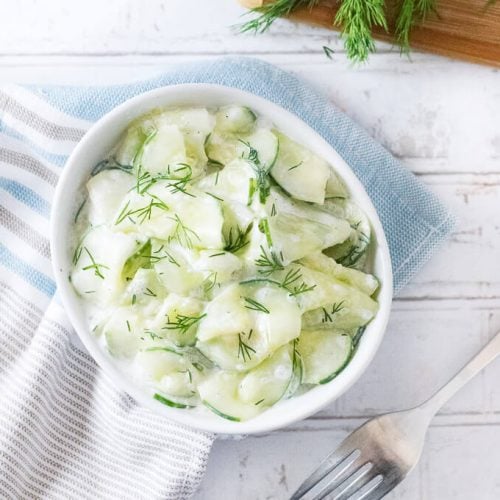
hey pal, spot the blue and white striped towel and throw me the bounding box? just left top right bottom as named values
left=0, top=57, right=454, bottom=500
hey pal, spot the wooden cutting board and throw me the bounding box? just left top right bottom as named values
left=240, top=0, right=500, bottom=67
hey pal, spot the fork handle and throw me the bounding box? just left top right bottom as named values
left=421, top=330, right=500, bottom=418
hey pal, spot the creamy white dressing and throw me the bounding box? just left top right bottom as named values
left=70, top=105, right=380, bottom=421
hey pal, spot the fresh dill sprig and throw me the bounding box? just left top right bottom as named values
left=243, top=296, right=270, bottom=314
left=239, top=0, right=319, bottom=34
left=224, top=223, right=253, bottom=253
left=81, top=247, right=109, bottom=279
left=335, top=0, right=388, bottom=63
left=237, top=331, right=256, bottom=362
left=396, top=0, right=436, bottom=53
left=163, top=313, right=207, bottom=335
left=322, top=301, right=346, bottom=323
left=168, top=214, right=201, bottom=249
left=255, top=245, right=284, bottom=276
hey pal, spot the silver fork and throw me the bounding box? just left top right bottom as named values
left=291, top=329, right=500, bottom=500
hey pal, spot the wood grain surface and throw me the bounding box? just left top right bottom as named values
left=240, top=0, right=500, bottom=67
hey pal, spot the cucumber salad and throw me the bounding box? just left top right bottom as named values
left=70, top=105, right=380, bottom=422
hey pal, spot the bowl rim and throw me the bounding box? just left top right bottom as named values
left=51, top=83, right=393, bottom=435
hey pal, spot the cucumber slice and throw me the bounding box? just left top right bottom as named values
left=205, top=128, right=278, bottom=170
left=282, top=341, right=303, bottom=399
left=323, top=199, right=372, bottom=269
left=300, top=252, right=379, bottom=296
left=146, top=293, right=206, bottom=347
left=86, top=169, right=134, bottom=226
left=193, top=250, right=242, bottom=285
left=140, top=124, right=187, bottom=176
left=326, top=170, right=348, bottom=199
left=237, top=128, right=279, bottom=170
left=299, top=329, right=353, bottom=384
left=114, top=124, right=148, bottom=167
left=291, top=265, right=379, bottom=318
left=196, top=284, right=252, bottom=342
left=270, top=131, right=330, bottom=204
left=238, top=344, right=293, bottom=406
left=197, top=326, right=268, bottom=371
left=113, top=189, right=177, bottom=240
left=243, top=284, right=302, bottom=350
left=122, top=239, right=153, bottom=282
left=215, top=106, right=256, bottom=134
left=71, top=226, right=139, bottom=304
left=154, top=393, right=193, bottom=409
left=102, top=307, right=143, bottom=358
left=264, top=188, right=352, bottom=264
left=267, top=212, right=351, bottom=264
left=134, top=349, right=196, bottom=398
left=198, top=159, right=255, bottom=205
left=159, top=107, right=215, bottom=175
left=154, top=245, right=204, bottom=296
left=198, top=371, right=260, bottom=421
left=122, top=267, right=167, bottom=307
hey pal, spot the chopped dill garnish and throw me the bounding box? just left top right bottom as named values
left=282, top=268, right=317, bottom=297
left=163, top=249, right=180, bottom=267
left=322, top=301, right=346, bottom=323
left=205, top=191, right=224, bottom=202
left=163, top=313, right=207, bottom=335
left=255, top=245, right=284, bottom=276
left=209, top=252, right=226, bottom=258
left=214, top=170, right=220, bottom=185
left=237, top=331, right=256, bottom=362
left=132, top=294, right=137, bottom=305
left=224, top=222, right=253, bottom=253
left=270, top=203, right=277, bottom=216
left=288, top=161, right=303, bottom=171
left=126, top=320, right=131, bottom=332
left=254, top=398, right=265, bottom=406
left=192, top=362, right=204, bottom=372
left=145, top=329, right=162, bottom=340
left=81, top=247, right=109, bottom=279
left=322, top=45, right=335, bottom=60
left=144, top=287, right=157, bottom=297
left=243, top=297, right=270, bottom=314
left=168, top=214, right=201, bottom=249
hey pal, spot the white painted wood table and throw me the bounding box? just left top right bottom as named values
left=1, top=1, right=499, bottom=498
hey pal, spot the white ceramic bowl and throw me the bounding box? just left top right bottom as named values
left=51, top=84, right=393, bottom=435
